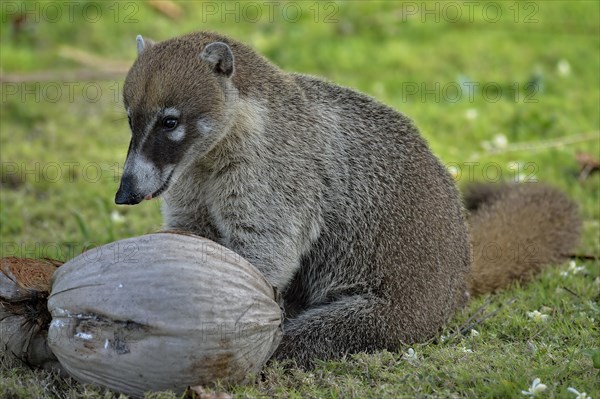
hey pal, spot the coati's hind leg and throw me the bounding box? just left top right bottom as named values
left=271, top=294, right=398, bottom=369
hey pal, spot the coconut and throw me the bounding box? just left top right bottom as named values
left=46, top=232, right=283, bottom=397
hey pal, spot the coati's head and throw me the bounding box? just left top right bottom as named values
left=115, top=34, right=237, bottom=205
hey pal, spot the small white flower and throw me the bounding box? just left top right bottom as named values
left=567, top=387, right=591, bottom=399
left=465, top=108, right=478, bottom=120
left=522, top=378, right=547, bottom=396
left=447, top=165, right=460, bottom=180
left=402, top=348, right=418, bottom=363
left=110, top=210, right=125, bottom=224
left=461, top=347, right=473, bottom=353
left=516, top=172, right=535, bottom=183
left=302, top=373, right=315, bottom=384
left=506, top=161, right=537, bottom=182
left=562, top=261, right=587, bottom=277
left=527, top=310, right=549, bottom=323
left=508, top=161, right=521, bottom=170
left=492, top=134, right=508, bottom=149
left=470, top=329, right=480, bottom=337
left=567, top=260, right=587, bottom=274
left=557, top=59, right=571, bottom=76
left=404, top=348, right=416, bottom=358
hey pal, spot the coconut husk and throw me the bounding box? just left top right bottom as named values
left=0, top=257, right=65, bottom=373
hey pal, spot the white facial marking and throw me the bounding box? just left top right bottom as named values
left=168, top=125, right=186, bottom=141
left=124, top=152, right=162, bottom=195
left=164, top=107, right=181, bottom=118
left=197, top=118, right=214, bottom=135
left=163, top=108, right=184, bottom=141
left=139, top=114, right=158, bottom=149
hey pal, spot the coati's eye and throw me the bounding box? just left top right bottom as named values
left=162, top=117, right=178, bottom=130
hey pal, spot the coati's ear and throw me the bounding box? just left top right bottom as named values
left=200, top=42, right=234, bottom=77
left=136, top=35, right=155, bottom=56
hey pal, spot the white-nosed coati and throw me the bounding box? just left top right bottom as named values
left=115, top=31, right=581, bottom=368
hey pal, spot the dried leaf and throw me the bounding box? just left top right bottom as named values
left=146, top=0, right=183, bottom=20
left=575, top=151, right=600, bottom=181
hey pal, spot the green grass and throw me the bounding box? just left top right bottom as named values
left=1, top=1, right=599, bottom=398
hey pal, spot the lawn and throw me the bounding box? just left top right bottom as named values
left=1, top=1, right=599, bottom=398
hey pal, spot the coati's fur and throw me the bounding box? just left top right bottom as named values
left=465, top=183, right=580, bottom=295
left=116, top=31, right=581, bottom=368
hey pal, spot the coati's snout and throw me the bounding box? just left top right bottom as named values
left=115, top=167, right=174, bottom=205
left=115, top=149, right=176, bottom=205
left=115, top=105, right=181, bottom=205
left=115, top=174, right=141, bottom=205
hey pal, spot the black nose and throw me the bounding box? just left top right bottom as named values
left=115, top=174, right=143, bottom=205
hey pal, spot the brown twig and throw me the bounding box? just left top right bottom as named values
left=566, top=253, right=600, bottom=261
left=0, top=46, right=130, bottom=83
left=528, top=325, right=550, bottom=341
left=438, top=296, right=516, bottom=344
left=458, top=297, right=517, bottom=336
left=0, top=69, right=126, bottom=83
left=561, top=286, right=582, bottom=299
left=58, top=46, right=131, bottom=71
left=471, top=132, right=599, bottom=159
left=456, top=296, right=493, bottom=333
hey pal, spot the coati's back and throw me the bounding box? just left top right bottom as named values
left=281, top=74, right=471, bottom=338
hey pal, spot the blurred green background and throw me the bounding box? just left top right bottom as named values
left=0, top=2, right=599, bottom=398
left=1, top=1, right=598, bottom=258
